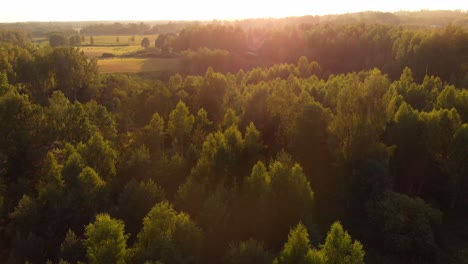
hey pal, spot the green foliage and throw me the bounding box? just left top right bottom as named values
left=288, top=100, right=333, bottom=186
left=68, top=34, right=81, bottom=46
left=78, top=166, right=105, bottom=192
left=275, top=222, right=364, bottom=264
left=274, top=223, right=318, bottom=264
left=117, top=179, right=166, bottom=238
left=78, top=132, right=117, bottom=181
left=9, top=194, right=39, bottom=235
left=49, top=32, right=68, bottom=47
left=224, top=239, right=272, bottom=264
left=134, top=201, right=203, bottom=263
left=321, top=222, right=365, bottom=264
left=2, top=19, right=468, bottom=263
left=139, top=112, right=165, bottom=157
left=420, top=108, right=461, bottom=162
left=48, top=47, right=100, bottom=101
left=246, top=161, right=270, bottom=196
left=154, top=153, right=189, bottom=196
left=329, top=69, right=391, bottom=164
left=60, top=229, right=85, bottom=263
left=84, top=213, right=128, bottom=264
left=84, top=100, right=118, bottom=140
left=367, top=191, right=442, bottom=258
left=167, top=101, right=195, bottom=153
left=223, top=108, right=240, bottom=128
left=200, top=68, right=228, bottom=122
left=447, top=124, right=468, bottom=208
left=141, top=37, right=150, bottom=48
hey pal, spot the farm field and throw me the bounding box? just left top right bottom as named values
left=33, top=34, right=159, bottom=48
left=32, top=34, right=168, bottom=72
left=80, top=34, right=159, bottom=45
left=97, top=57, right=181, bottom=73
left=80, top=45, right=142, bottom=58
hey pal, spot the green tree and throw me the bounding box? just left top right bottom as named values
left=245, top=161, right=270, bottom=196
left=200, top=68, right=227, bottom=122
left=138, top=112, right=165, bottom=157
left=49, top=33, right=68, bottom=47
left=46, top=91, right=93, bottom=143
left=68, top=34, right=81, bottom=46
left=321, top=222, right=364, bottom=264
left=84, top=213, right=128, bottom=264
left=447, top=124, right=468, bottom=209
left=141, top=37, right=150, bottom=48
left=0, top=88, right=41, bottom=180
left=223, top=108, right=240, bottom=128
left=329, top=69, right=391, bottom=164
left=190, top=108, right=214, bottom=156
left=390, top=102, right=426, bottom=194
left=167, top=101, right=195, bottom=153
left=60, top=229, right=85, bottom=263
left=117, top=179, right=166, bottom=239
left=84, top=100, right=118, bottom=140
left=270, top=162, right=315, bottom=237
left=297, top=56, right=312, bottom=78
left=133, top=201, right=203, bottom=263
left=9, top=194, right=40, bottom=236
left=48, top=47, right=100, bottom=101
left=78, top=132, right=117, bottom=181
left=420, top=108, right=461, bottom=163
left=225, top=239, right=272, bottom=264
left=367, top=191, right=442, bottom=258
left=274, top=223, right=322, bottom=264
left=241, top=157, right=315, bottom=247
left=288, top=101, right=333, bottom=196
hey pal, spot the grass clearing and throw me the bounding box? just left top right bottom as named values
left=97, top=57, right=181, bottom=73
left=82, top=34, right=159, bottom=46
left=80, top=46, right=143, bottom=58
left=33, top=34, right=159, bottom=48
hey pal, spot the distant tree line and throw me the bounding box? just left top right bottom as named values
left=157, top=22, right=467, bottom=87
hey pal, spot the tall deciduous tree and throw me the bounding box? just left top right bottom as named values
left=141, top=37, right=150, bottom=48
left=274, top=223, right=322, bottom=264
left=167, top=101, right=195, bottom=153
left=60, top=229, right=85, bottom=263
left=329, top=69, right=391, bottom=165
left=49, top=33, right=68, bottom=47
left=367, top=191, right=442, bottom=258
left=133, top=201, right=203, bottom=263
left=117, top=179, right=165, bottom=239
left=78, top=132, right=117, bottom=181
left=321, top=222, right=364, bottom=264
left=447, top=124, right=468, bottom=209
left=84, top=214, right=128, bottom=264
left=224, top=239, right=272, bottom=264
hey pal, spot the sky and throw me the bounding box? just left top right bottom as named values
left=0, top=0, right=466, bottom=22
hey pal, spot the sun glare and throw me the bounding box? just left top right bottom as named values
left=0, top=0, right=466, bottom=22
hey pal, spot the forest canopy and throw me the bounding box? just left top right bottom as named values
left=0, top=10, right=467, bottom=264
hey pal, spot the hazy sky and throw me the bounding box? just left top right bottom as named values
left=0, top=0, right=466, bottom=22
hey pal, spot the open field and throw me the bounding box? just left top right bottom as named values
left=80, top=46, right=143, bottom=58
left=32, top=34, right=159, bottom=47
left=80, top=34, right=159, bottom=46
left=97, top=57, right=181, bottom=73
left=33, top=35, right=171, bottom=73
